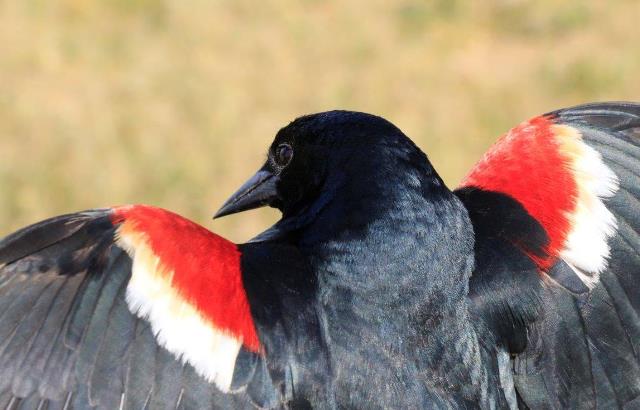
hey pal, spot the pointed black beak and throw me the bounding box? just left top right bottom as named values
left=214, top=169, right=279, bottom=219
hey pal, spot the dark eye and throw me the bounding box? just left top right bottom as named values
left=274, top=143, right=293, bottom=167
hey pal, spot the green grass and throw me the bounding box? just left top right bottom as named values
left=1, top=0, right=639, bottom=242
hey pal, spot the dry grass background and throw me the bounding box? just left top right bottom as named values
left=0, top=0, right=639, bottom=242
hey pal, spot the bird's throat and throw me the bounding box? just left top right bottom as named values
left=298, top=182, right=486, bottom=405
left=300, top=171, right=475, bottom=316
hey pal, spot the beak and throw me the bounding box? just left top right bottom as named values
left=213, top=169, right=279, bottom=219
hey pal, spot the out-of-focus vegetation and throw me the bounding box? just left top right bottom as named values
left=1, top=0, right=639, bottom=242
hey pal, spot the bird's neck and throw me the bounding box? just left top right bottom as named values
left=296, top=164, right=489, bottom=403
left=301, top=165, right=475, bottom=310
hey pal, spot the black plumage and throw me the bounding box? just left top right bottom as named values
left=0, top=104, right=638, bottom=409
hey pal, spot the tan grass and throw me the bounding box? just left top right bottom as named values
left=1, top=0, right=639, bottom=242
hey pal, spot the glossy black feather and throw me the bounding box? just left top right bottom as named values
left=0, top=211, right=287, bottom=409
left=88, top=282, right=136, bottom=409
left=0, top=210, right=110, bottom=266
left=7, top=278, right=67, bottom=397
left=0, top=110, right=509, bottom=408
left=123, top=321, right=156, bottom=410
left=257, top=111, right=511, bottom=408
left=179, top=364, right=215, bottom=410
left=147, top=347, right=184, bottom=410
left=461, top=103, right=640, bottom=409
left=76, top=252, right=130, bottom=405
left=14, top=275, right=83, bottom=397
left=455, top=188, right=546, bottom=355
left=0, top=280, right=54, bottom=394
left=0, top=105, right=638, bottom=409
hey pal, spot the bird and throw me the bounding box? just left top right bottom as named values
left=0, top=102, right=638, bottom=409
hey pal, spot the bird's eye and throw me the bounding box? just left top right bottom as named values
left=274, top=144, right=293, bottom=167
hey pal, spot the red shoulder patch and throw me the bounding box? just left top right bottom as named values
left=460, top=114, right=619, bottom=285
left=111, top=205, right=261, bottom=389
left=460, top=116, right=578, bottom=268
left=111, top=205, right=260, bottom=352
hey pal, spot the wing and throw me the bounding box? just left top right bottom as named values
left=0, top=205, right=295, bottom=410
left=456, top=102, right=640, bottom=408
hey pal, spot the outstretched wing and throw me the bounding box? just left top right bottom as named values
left=456, top=103, right=640, bottom=408
left=0, top=205, right=279, bottom=409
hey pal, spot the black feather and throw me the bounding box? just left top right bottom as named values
left=88, top=281, right=135, bottom=409
left=64, top=245, right=120, bottom=348
left=178, top=364, right=215, bottom=410
left=76, top=252, right=130, bottom=400
left=0, top=211, right=110, bottom=267
left=7, top=278, right=67, bottom=397
left=123, top=321, right=157, bottom=410
left=147, top=347, right=184, bottom=410
left=0, top=104, right=639, bottom=408
left=0, top=279, right=54, bottom=393
left=506, top=102, right=640, bottom=408
left=14, top=275, right=83, bottom=400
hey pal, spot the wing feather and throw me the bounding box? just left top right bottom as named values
left=148, top=347, right=185, bottom=410
left=0, top=207, right=281, bottom=409
left=88, top=282, right=136, bottom=409
left=460, top=102, right=640, bottom=408
left=8, top=278, right=68, bottom=397
left=123, top=321, right=157, bottom=410
left=15, top=275, right=83, bottom=398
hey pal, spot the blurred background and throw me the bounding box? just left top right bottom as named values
left=1, top=0, right=639, bottom=242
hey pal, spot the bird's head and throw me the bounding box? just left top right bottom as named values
left=215, top=110, right=470, bottom=298
left=214, top=110, right=443, bottom=224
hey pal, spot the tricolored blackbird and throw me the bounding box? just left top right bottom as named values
left=0, top=102, right=639, bottom=409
